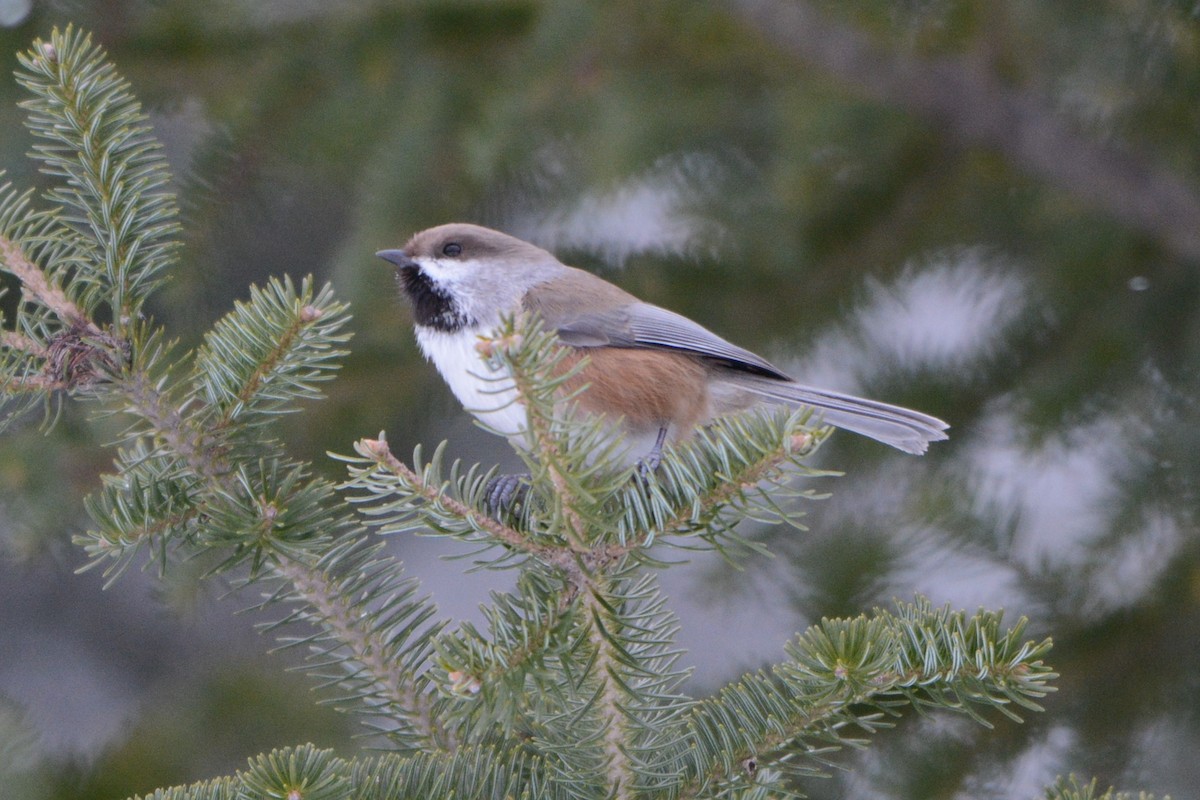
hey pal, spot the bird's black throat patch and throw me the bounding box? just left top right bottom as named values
left=397, top=265, right=472, bottom=332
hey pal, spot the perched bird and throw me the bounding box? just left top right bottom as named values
left=378, top=223, right=947, bottom=500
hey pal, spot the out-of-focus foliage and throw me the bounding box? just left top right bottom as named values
left=0, top=1, right=1195, bottom=799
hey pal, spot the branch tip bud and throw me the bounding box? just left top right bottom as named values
left=447, top=670, right=482, bottom=695
left=358, top=436, right=391, bottom=461
left=475, top=331, right=522, bottom=358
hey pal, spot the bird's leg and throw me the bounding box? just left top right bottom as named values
left=487, top=427, right=668, bottom=516
left=637, top=426, right=669, bottom=479
left=484, top=472, right=530, bottom=518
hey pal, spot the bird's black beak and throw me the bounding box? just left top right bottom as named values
left=375, top=249, right=417, bottom=270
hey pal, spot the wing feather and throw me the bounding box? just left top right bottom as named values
left=524, top=269, right=788, bottom=378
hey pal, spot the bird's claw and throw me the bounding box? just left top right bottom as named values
left=635, top=450, right=662, bottom=482
left=634, top=426, right=668, bottom=485
left=484, top=473, right=530, bottom=518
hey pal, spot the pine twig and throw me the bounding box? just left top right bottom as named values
left=271, top=556, right=452, bottom=752
left=357, top=435, right=552, bottom=560
left=583, top=576, right=637, bottom=800
left=0, top=233, right=91, bottom=328
left=1, top=330, right=47, bottom=357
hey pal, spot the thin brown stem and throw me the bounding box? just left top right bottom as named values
left=582, top=578, right=635, bottom=800
left=1, top=330, right=47, bottom=357
left=0, top=234, right=92, bottom=327
left=359, top=435, right=560, bottom=560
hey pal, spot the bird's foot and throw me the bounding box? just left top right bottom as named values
left=484, top=472, right=530, bottom=518
left=634, top=427, right=668, bottom=484
left=635, top=450, right=662, bottom=481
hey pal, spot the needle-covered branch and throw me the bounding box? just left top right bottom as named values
left=1, top=27, right=447, bottom=754
left=675, top=598, right=1056, bottom=797
left=16, top=26, right=179, bottom=330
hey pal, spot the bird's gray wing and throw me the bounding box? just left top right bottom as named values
left=521, top=267, right=790, bottom=379
left=554, top=301, right=792, bottom=381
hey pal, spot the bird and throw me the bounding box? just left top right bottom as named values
left=378, top=223, right=947, bottom=505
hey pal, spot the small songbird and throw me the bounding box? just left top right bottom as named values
left=378, top=223, right=947, bottom=480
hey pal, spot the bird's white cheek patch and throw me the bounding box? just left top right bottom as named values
left=415, top=326, right=528, bottom=438
left=414, top=258, right=486, bottom=285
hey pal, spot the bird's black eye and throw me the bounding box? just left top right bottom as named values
left=442, top=242, right=462, bottom=257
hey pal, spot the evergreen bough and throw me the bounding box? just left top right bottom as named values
left=0, top=27, right=1149, bottom=800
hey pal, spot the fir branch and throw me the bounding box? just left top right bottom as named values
left=351, top=434, right=551, bottom=560
left=675, top=598, right=1056, bottom=796
left=121, top=369, right=231, bottom=491
left=1, top=330, right=47, bottom=357
left=0, top=230, right=129, bottom=408
left=130, top=779, right=237, bottom=800
left=0, top=376, right=63, bottom=392
left=269, top=543, right=450, bottom=752
left=584, top=573, right=637, bottom=799
left=0, top=233, right=89, bottom=327
left=78, top=441, right=204, bottom=580
left=1044, top=774, right=1166, bottom=800
left=352, top=744, right=546, bottom=800
left=128, top=744, right=555, bottom=800
left=483, top=322, right=591, bottom=547
left=238, top=742, right=350, bottom=800
left=100, top=380, right=454, bottom=749
left=434, top=568, right=581, bottom=718
left=16, top=27, right=180, bottom=329
left=583, top=569, right=693, bottom=798
left=615, top=411, right=829, bottom=553
left=192, top=276, right=351, bottom=431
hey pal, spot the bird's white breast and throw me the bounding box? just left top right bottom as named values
left=415, top=326, right=528, bottom=438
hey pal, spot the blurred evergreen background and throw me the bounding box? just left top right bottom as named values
left=0, top=1, right=1197, bottom=798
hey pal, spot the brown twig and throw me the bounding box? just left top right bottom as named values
left=1, top=330, right=47, bottom=357
left=358, top=436, right=563, bottom=561
left=0, top=234, right=91, bottom=326
left=0, top=234, right=126, bottom=391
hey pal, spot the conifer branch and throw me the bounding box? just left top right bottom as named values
left=122, top=370, right=230, bottom=490
left=675, top=599, right=1056, bottom=795
left=1, top=330, right=47, bottom=357
left=434, top=567, right=580, bottom=716
left=584, top=574, right=637, bottom=799
left=0, top=233, right=90, bottom=327
left=1045, top=774, right=1165, bottom=800
left=0, top=30, right=443, bottom=748
left=354, top=434, right=552, bottom=560
left=0, top=228, right=126, bottom=407
left=271, top=555, right=451, bottom=752
left=489, top=325, right=590, bottom=548
left=192, top=277, right=351, bottom=433
left=119, top=379, right=441, bottom=744
left=16, top=27, right=180, bottom=331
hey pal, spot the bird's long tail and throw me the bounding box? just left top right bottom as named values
left=732, top=375, right=949, bottom=454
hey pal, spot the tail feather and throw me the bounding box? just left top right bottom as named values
left=732, top=376, right=949, bottom=455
